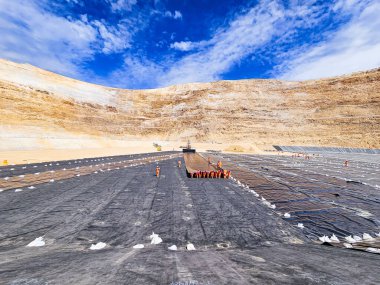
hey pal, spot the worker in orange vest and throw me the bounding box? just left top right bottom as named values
left=156, top=166, right=160, bottom=177
left=217, top=161, right=222, bottom=169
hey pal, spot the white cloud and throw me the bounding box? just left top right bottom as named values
left=111, top=0, right=331, bottom=88
left=3, top=0, right=377, bottom=89
left=278, top=0, right=380, bottom=80
left=164, top=10, right=182, bottom=19
left=93, top=20, right=130, bottom=53
left=109, top=0, right=137, bottom=12
left=170, top=41, right=195, bottom=51
left=332, top=0, right=367, bottom=12
left=107, top=55, right=162, bottom=88
left=159, top=1, right=290, bottom=85
left=0, top=0, right=131, bottom=77
left=157, top=0, right=380, bottom=86
left=65, top=0, right=80, bottom=4
left=80, top=14, right=88, bottom=22
left=173, top=10, right=182, bottom=19
left=0, top=0, right=98, bottom=76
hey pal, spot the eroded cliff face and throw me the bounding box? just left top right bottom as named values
left=0, top=58, right=379, bottom=150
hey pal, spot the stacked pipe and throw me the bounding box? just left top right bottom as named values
left=189, top=169, right=231, bottom=179
left=183, top=153, right=230, bottom=179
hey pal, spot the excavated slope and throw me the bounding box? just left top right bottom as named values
left=0, top=59, right=379, bottom=150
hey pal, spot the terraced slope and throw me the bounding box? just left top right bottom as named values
left=0, top=59, right=379, bottom=150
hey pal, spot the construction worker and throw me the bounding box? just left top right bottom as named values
left=156, top=165, right=160, bottom=177
left=226, top=170, right=231, bottom=179
left=178, top=160, right=182, bottom=168
left=217, top=161, right=222, bottom=169
left=223, top=169, right=228, bottom=179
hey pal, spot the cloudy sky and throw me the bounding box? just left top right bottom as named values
left=0, top=0, right=379, bottom=89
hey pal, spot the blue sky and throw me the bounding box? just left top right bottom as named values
left=0, top=0, right=379, bottom=89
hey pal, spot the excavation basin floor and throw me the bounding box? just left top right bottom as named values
left=0, top=153, right=379, bottom=284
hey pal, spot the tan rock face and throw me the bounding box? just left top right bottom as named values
left=0, top=59, right=379, bottom=150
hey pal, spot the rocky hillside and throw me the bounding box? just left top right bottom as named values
left=0, top=59, right=379, bottom=150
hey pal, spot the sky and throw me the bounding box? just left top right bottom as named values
left=0, top=0, right=379, bottom=89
